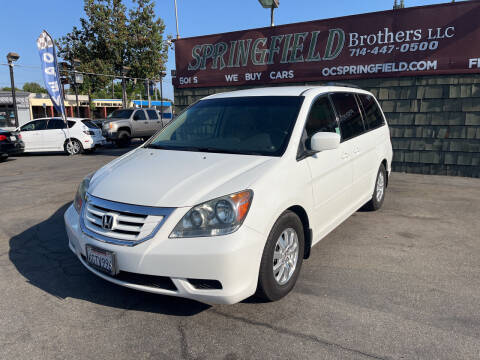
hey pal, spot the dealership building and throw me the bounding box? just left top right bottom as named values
left=172, top=2, right=480, bottom=178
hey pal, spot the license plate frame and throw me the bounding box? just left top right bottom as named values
left=9, top=136, right=16, bottom=142
left=85, top=245, right=117, bottom=276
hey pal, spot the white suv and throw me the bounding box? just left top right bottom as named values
left=19, top=117, right=106, bottom=155
left=64, top=86, right=393, bottom=304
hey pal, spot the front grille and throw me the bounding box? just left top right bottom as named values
left=81, top=194, right=174, bottom=246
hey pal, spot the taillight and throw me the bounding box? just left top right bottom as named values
left=0, top=135, right=6, bottom=141
left=17, top=134, right=22, bottom=139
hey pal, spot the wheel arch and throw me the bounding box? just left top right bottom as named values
left=287, top=205, right=312, bottom=260
left=118, top=127, right=131, bottom=135
left=381, top=158, right=389, bottom=188
left=63, top=137, right=81, bottom=147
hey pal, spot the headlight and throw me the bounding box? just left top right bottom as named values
left=170, top=190, right=253, bottom=238
left=73, top=173, right=94, bottom=213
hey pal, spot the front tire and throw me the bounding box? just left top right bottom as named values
left=115, top=130, right=131, bottom=147
left=256, top=211, right=304, bottom=302
left=364, top=164, right=387, bottom=211
left=64, top=139, right=83, bottom=155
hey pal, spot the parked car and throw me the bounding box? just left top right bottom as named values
left=19, top=117, right=106, bottom=155
left=0, top=128, right=24, bottom=161
left=65, top=86, right=393, bottom=304
left=102, top=108, right=171, bottom=147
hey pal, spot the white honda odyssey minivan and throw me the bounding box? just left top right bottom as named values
left=64, top=85, right=393, bottom=304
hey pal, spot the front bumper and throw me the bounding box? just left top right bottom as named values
left=102, top=130, right=119, bottom=140
left=64, top=204, right=265, bottom=304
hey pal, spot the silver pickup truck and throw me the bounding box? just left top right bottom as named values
left=102, top=108, right=170, bottom=146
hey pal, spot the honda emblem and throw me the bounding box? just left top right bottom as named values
left=102, top=214, right=114, bottom=230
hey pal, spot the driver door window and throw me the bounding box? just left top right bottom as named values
left=21, top=119, right=47, bottom=131
left=305, top=96, right=338, bottom=137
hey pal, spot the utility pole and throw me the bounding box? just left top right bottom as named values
left=147, top=80, right=151, bottom=108
left=7, top=52, right=20, bottom=128
left=121, top=66, right=130, bottom=108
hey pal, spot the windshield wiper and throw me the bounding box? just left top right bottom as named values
left=145, top=145, right=267, bottom=156
left=144, top=144, right=171, bottom=150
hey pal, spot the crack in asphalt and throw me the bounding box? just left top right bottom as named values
left=211, top=310, right=388, bottom=360
left=177, top=322, right=191, bottom=360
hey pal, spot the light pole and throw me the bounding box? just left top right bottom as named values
left=72, top=58, right=81, bottom=117
left=174, top=0, right=180, bottom=39
left=159, top=71, right=166, bottom=123
left=6, top=52, right=20, bottom=128
left=257, top=0, right=279, bottom=27
left=121, top=66, right=130, bottom=108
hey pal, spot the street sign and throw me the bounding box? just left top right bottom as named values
left=75, top=73, right=84, bottom=84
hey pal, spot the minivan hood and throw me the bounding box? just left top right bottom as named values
left=89, top=148, right=276, bottom=207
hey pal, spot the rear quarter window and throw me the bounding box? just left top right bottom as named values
left=147, top=110, right=158, bottom=120
left=82, top=120, right=99, bottom=129
left=358, top=94, right=385, bottom=130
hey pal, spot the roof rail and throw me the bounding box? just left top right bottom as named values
left=325, top=82, right=361, bottom=89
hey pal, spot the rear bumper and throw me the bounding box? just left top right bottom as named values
left=64, top=204, right=265, bottom=304
left=82, top=137, right=106, bottom=149
left=1, top=142, right=25, bottom=155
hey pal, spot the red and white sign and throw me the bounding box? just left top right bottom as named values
left=173, top=2, right=480, bottom=88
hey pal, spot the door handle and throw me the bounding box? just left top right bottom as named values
left=144, top=122, right=148, bottom=124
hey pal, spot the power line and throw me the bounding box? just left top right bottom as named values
left=0, top=63, right=166, bottom=82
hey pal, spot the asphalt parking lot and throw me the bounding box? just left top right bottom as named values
left=1, top=147, right=480, bottom=360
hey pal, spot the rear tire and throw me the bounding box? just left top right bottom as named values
left=0, top=153, right=8, bottom=162
left=256, top=211, right=304, bottom=302
left=115, top=130, right=131, bottom=147
left=364, top=164, right=387, bottom=211
left=64, top=139, right=83, bottom=155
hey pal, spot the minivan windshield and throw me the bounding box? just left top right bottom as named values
left=108, top=109, right=133, bottom=119
left=146, top=96, right=304, bottom=156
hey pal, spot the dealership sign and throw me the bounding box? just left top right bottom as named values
left=173, top=2, right=480, bottom=88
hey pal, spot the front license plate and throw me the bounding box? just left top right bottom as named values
left=86, top=245, right=116, bottom=275
left=10, top=136, right=16, bottom=141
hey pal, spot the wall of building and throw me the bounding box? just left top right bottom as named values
left=0, top=91, right=30, bottom=128
left=174, top=74, right=480, bottom=178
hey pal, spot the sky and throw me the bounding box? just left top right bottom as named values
left=0, top=0, right=464, bottom=101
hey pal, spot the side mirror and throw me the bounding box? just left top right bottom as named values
left=310, top=132, right=340, bottom=152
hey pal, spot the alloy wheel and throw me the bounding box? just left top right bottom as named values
left=273, top=228, right=299, bottom=285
